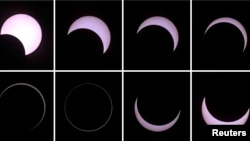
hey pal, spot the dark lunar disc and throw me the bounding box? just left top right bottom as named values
left=64, top=29, right=103, bottom=69
left=0, top=35, right=26, bottom=69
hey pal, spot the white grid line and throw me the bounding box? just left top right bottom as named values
left=0, top=70, right=54, bottom=72
left=190, top=1, right=193, bottom=141
left=122, top=0, right=125, bottom=141
left=53, top=0, right=56, bottom=141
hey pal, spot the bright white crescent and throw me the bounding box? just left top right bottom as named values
left=134, top=98, right=181, bottom=132
left=68, top=16, right=111, bottom=54
left=0, top=14, right=42, bottom=55
left=137, top=16, right=179, bottom=51
left=202, top=97, right=249, bottom=125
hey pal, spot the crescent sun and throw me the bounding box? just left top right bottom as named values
left=0, top=14, right=42, bottom=55
left=205, top=17, right=248, bottom=52
left=134, top=98, right=181, bottom=132
left=68, top=16, right=111, bottom=54
left=202, top=97, right=249, bottom=125
left=137, top=16, right=179, bottom=51
left=0, top=83, right=46, bottom=130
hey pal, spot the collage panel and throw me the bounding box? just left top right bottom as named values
left=193, top=72, right=250, bottom=141
left=56, top=72, right=122, bottom=141
left=0, top=0, right=53, bottom=70
left=125, top=72, right=190, bottom=141
left=124, top=0, right=190, bottom=70
left=0, top=72, right=53, bottom=141
left=56, top=0, right=122, bottom=70
left=193, top=1, right=250, bottom=70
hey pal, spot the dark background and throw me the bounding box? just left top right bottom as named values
left=193, top=72, right=250, bottom=141
left=56, top=72, right=121, bottom=141
left=0, top=1, right=53, bottom=70
left=56, top=1, right=121, bottom=70
left=125, top=72, right=190, bottom=141
left=193, top=1, right=250, bottom=70
left=0, top=72, right=53, bottom=141
left=124, top=0, right=190, bottom=70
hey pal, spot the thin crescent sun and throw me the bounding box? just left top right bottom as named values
left=202, top=97, right=249, bottom=125
left=205, top=17, right=248, bottom=52
left=137, top=16, right=179, bottom=51
left=134, top=98, right=181, bottom=132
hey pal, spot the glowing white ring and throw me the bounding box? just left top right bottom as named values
left=64, top=83, right=113, bottom=132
